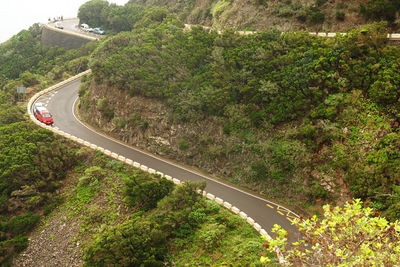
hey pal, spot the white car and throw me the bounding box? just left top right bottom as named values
left=80, top=24, right=93, bottom=32
left=55, top=22, right=64, bottom=29
left=33, top=102, right=44, bottom=114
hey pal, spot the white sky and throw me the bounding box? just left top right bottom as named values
left=0, top=0, right=129, bottom=43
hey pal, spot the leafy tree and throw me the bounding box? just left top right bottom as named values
left=261, top=199, right=400, bottom=266
left=78, top=0, right=110, bottom=28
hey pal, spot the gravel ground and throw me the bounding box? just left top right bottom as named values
left=13, top=212, right=84, bottom=267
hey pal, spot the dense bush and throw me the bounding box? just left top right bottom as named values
left=124, top=171, right=174, bottom=211
left=85, top=181, right=204, bottom=265
left=84, top=218, right=168, bottom=266
left=359, top=0, right=400, bottom=22
left=0, top=214, right=40, bottom=236
left=85, top=179, right=264, bottom=265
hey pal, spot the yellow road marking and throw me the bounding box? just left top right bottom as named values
left=277, top=211, right=284, bottom=216
left=266, top=204, right=274, bottom=209
left=287, top=217, right=295, bottom=224
left=287, top=214, right=298, bottom=220
left=276, top=206, right=298, bottom=220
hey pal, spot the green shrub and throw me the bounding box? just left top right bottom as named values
left=19, top=71, right=38, bottom=87
left=251, top=160, right=268, bottom=180
left=0, top=235, right=29, bottom=264
left=175, top=222, right=195, bottom=238
left=307, top=6, right=325, bottom=24
left=97, top=97, right=114, bottom=121
left=87, top=204, right=105, bottom=223
left=124, top=174, right=174, bottom=211
left=359, top=0, right=399, bottom=22
left=188, top=209, right=207, bottom=227
left=213, top=0, right=231, bottom=18
left=178, top=139, right=189, bottom=150
left=306, top=180, right=329, bottom=202
left=198, top=223, right=226, bottom=251
left=335, top=11, right=345, bottom=21
left=104, top=159, right=125, bottom=171
left=1, top=214, right=40, bottom=236
left=84, top=219, right=167, bottom=266
left=78, top=166, right=106, bottom=187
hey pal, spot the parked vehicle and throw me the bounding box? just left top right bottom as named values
left=32, top=102, right=44, bottom=114
left=34, top=106, right=54, bottom=125
left=80, top=24, right=93, bottom=32
left=55, top=22, right=64, bottom=29
left=92, top=28, right=105, bottom=35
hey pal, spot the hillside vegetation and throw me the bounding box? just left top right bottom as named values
left=78, top=0, right=400, bottom=32
left=78, top=3, right=400, bottom=221
left=1, top=21, right=266, bottom=265
left=0, top=25, right=94, bottom=264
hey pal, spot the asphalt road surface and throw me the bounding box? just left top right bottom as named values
left=47, top=18, right=99, bottom=39
left=35, top=76, right=300, bottom=242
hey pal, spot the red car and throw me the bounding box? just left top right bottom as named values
left=34, top=106, right=54, bottom=125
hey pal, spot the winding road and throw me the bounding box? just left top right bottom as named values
left=34, top=77, right=300, bottom=241
left=38, top=18, right=301, bottom=242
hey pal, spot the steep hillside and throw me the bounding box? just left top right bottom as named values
left=78, top=4, right=400, bottom=220
left=127, top=0, right=400, bottom=31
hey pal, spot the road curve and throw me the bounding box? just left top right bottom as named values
left=46, top=18, right=99, bottom=40
left=36, top=77, right=299, bottom=241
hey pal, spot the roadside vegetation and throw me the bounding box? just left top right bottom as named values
left=0, top=24, right=93, bottom=264
left=78, top=0, right=400, bottom=33
left=1, top=0, right=400, bottom=265
left=79, top=3, right=400, bottom=222
left=0, top=18, right=266, bottom=265
left=75, top=152, right=266, bottom=266
left=263, top=199, right=400, bottom=266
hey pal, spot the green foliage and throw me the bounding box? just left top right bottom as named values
left=307, top=6, right=325, bottom=24
left=0, top=23, right=94, bottom=263
left=85, top=181, right=204, bottom=266
left=0, top=121, right=75, bottom=206
left=0, top=214, right=40, bottom=236
left=19, top=71, right=38, bottom=87
left=305, top=180, right=329, bottom=202
left=213, top=0, right=231, bottom=18
left=0, top=106, right=25, bottom=125
left=198, top=223, right=226, bottom=251
left=359, top=0, right=400, bottom=22
left=85, top=5, right=400, bottom=220
left=78, top=0, right=110, bottom=28
left=86, top=204, right=106, bottom=224
left=262, top=199, right=400, bottom=266
left=0, top=235, right=28, bottom=264
left=85, top=176, right=263, bottom=266
left=84, top=218, right=167, bottom=266
left=97, top=97, right=114, bottom=121
left=335, top=11, right=345, bottom=21
left=77, top=166, right=106, bottom=186
left=124, top=172, right=174, bottom=211
left=178, top=138, right=189, bottom=150
left=0, top=105, right=78, bottom=265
